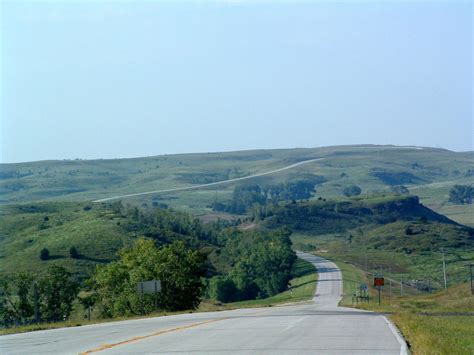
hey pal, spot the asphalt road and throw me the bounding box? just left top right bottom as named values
left=1, top=252, right=408, bottom=354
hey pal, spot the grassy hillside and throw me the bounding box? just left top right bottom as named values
left=1, top=145, right=473, bottom=225
left=264, top=195, right=474, bottom=290
left=0, top=201, right=221, bottom=279
left=0, top=202, right=130, bottom=278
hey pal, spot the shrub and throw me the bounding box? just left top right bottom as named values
left=69, top=246, right=79, bottom=259
left=40, top=248, right=49, bottom=260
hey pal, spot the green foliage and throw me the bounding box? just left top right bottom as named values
left=215, top=229, right=297, bottom=302
left=342, top=185, right=362, bottom=197
left=208, top=276, right=238, bottom=303
left=0, top=273, right=35, bottom=324
left=448, top=185, right=473, bottom=204
left=39, top=266, right=79, bottom=322
left=1, top=266, right=78, bottom=326
left=39, top=248, right=49, bottom=261
left=212, top=178, right=324, bottom=214
left=92, top=238, right=206, bottom=317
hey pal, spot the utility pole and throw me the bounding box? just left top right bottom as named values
left=469, top=264, right=473, bottom=295
left=389, top=267, right=392, bottom=297
left=442, top=248, right=447, bottom=291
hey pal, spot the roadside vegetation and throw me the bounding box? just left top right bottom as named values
left=0, top=201, right=300, bottom=331
left=0, top=257, right=316, bottom=335
left=331, top=258, right=474, bottom=355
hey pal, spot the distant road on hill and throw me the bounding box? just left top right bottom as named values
left=93, top=158, right=323, bottom=202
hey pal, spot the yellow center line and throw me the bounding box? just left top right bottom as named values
left=79, top=308, right=271, bottom=354
left=79, top=318, right=226, bottom=354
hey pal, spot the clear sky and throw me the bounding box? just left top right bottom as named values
left=1, top=1, right=472, bottom=163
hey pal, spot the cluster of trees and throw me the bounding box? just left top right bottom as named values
left=1, top=266, right=78, bottom=326
left=208, top=229, right=296, bottom=303
left=110, top=201, right=219, bottom=246
left=211, top=177, right=325, bottom=215
left=92, top=239, right=205, bottom=317
left=449, top=185, right=473, bottom=205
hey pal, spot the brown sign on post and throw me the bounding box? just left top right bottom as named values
left=374, top=277, right=385, bottom=287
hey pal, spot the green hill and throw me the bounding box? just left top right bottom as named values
left=0, top=201, right=220, bottom=279
left=1, top=145, right=473, bottom=225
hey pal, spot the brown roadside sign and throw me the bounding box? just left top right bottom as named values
left=374, top=277, right=385, bottom=287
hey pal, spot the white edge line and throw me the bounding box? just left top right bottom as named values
left=382, top=315, right=410, bottom=355
left=92, top=158, right=323, bottom=203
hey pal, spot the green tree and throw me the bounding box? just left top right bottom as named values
left=93, top=238, right=206, bottom=317
left=39, top=247, right=49, bottom=261
left=219, top=229, right=296, bottom=302
left=16, top=273, right=35, bottom=321
left=209, top=276, right=238, bottom=303
left=69, top=246, right=79, bottom=259
left=0, top=273, right=35, bottom=324
left=39, top=266, right=79, bottom=322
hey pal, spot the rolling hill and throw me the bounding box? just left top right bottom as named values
left=1, top=145, right=473, bottom=226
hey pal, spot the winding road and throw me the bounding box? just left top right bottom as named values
left=93, top=158, right=323, bottom=202
left=1, top=252, right=408, bottom=354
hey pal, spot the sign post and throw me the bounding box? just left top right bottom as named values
left=136, top=280, right=162, bottom=311
left=374, top=276, right=384, bottom=306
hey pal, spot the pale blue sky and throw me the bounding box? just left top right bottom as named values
left=1, top=1, right=472, bottom=163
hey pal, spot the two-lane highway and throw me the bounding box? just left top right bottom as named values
left=1, top=252, right=408, bottom=354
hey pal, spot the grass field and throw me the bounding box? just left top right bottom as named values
left=1, top=145, right=473, bottom=224
left=331, top=257, right=474, bottom=355
left=0, top=256, right=317, bottom=335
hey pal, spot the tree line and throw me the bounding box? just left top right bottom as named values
left=211, top=177, right=325, bottom=215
